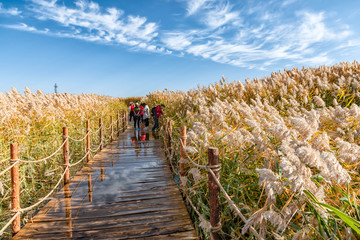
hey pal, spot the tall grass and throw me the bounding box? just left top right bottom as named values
left=144, top=61, right=360, bottom=239
left=0, top=88, right=126, bottom=237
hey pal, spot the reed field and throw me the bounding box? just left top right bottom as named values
left=0, top=88, right=126, bottom=237
left=144, top=61, right=360, bottom=239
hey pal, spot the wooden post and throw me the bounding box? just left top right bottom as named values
left=101, top=168, right=105, bottom=182
left=179, top=126, right=186, bottom=177
left=99, top=118, right=103, bottom=150
left=167, top=120, right=172, bottom=151
left=63, top=127, right=70, bottom=184
left=88, top=173, right=92, bottom=202
left=10, top=143, right=20, bottom=236
left=208, top=147, right=221, bottom=240
left=165, top=119, right=168, bottom=147
left=110, top=116, right=113, bottom=142
left=117, top=112, right=120, bottom=137
left=165, top=119, right=169, bottom=147
left=123, top=112, right=126, bottom=132
left=86, top=120, right=90, bottom=163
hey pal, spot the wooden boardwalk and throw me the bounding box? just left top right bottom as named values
left=14, top=129, right=198, bottom=239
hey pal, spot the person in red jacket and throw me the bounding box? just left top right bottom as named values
left=128, top=102, right=135, bottom=122
left=152, top=104, right=165, bottom=131
left=140, top=103, right=144, bottom=123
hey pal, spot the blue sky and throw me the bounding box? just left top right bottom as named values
left=0, top=0, right=359, bottom=97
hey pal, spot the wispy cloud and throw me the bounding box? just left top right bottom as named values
left=162, top=0, right=355, bottom=68
left=21, top=0, right=164, bottom=52
left=162, top=32, right=193, bottom=50
left=202, top=2, right=240, bottom=28
left=0, top=2, right=21, bottom=16
left=186, top=0, right=212, bottom=16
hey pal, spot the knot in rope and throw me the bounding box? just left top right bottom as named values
left=9, top=159, right=20, bottom=164
left=206, top=164, right=221, bottom=172
left=211, top=223, right=222, bottom=233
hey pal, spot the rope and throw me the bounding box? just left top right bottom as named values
left=68, top=131, right=90, bottom=142
left=13, top=166, right=69, bottom=213
left=104, top=122, right=113, bottom=131
left=178, top=137, right=207, bottom=169
left=0, top=211, right=21, bottom=236
left=0, top=160, right=19, bottom=177
left=18, top=137, right=68, bottom=164
left=89, top=144, right=102, bottom=153
left=68, top=151, right=89, bottom=167
left=207, top=167, right=264, bottom=240
left=166, top=126, right=263, bottom=239
left=92, top=126, right=102, bottom=135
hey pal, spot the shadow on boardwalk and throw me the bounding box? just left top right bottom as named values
left=14, top=129, right=198, bottom=239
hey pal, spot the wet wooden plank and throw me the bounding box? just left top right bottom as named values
left=14, top=129, right=198, bottom=239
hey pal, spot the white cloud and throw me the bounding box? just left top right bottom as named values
left=186, top=0, right=211, bottom=16
left=3, top=23, right=46, bottom=33
left=0, top=3, right=21, bottom=16
left=203, top=2, right=240, bottom=28
left=162, top=3, right=354, bottom=69
left=162, top=33, right=192, bottom=50
left=28, top=0, right=160, bottom=49
left=282, top=0, right=297, bottom=7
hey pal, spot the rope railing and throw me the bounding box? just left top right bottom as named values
left=68, top=130, right=91, bottom=142
left=164, top=120, right=264, bottom=240
left=0, top=111, right=128, bottom=237
left=0, top=160, right=19, bottom=177
left=13, top=166, right=69, bottom=213
left=68, top=151, right=90, bottom=167
left=17, top=138, right=68, bottom=164
left=89, top=144, right=102, bottom=153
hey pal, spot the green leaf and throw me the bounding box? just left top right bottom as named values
left=316, top=202, right=360, bottom=234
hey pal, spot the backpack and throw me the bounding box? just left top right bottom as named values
left=151, top=106, right=157, bottom=116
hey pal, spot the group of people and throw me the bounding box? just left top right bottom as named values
left=128, top=102, right=165, bottom=131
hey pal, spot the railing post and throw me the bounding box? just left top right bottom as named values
left=86, top=120, right=90, bottom=163
left=63, top=127, right=70, bottom=184
left=99, top=118, right=103, bottom=150
left=110, top=116, right=113, bottom=142
left=10, top=143, right=20, bottom=236
left=117, top=112, right=120, bottom=137
left=101, top=168, right=105, bottom=182
left=88, top=173, right=92, bottom=202
left=208, top=147, right=221, bottom=240
left=167, top=120, right=172, bottom=151
left=165, top=119, right=169, bottom=147
left=123, top=112, right=126, bottom=132
left=179, top=126, right=186, bottom=177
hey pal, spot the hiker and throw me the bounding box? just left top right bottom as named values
left=128, top=102, right=135, bottom=122
left=152, top=104, right=165, bottom=131
left=140, top=103, right=144, bottom=123
left=142, top=103, right=150, bottom=129
left=133, top=103, right=141, bottom=130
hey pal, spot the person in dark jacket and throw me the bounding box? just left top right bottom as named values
left=152, top=104, right=165, bottom=131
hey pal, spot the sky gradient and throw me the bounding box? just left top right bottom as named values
left=0, top=0, right=359, bottom=97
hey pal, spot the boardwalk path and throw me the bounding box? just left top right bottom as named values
left=14, top=129, right=198, bottom=239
